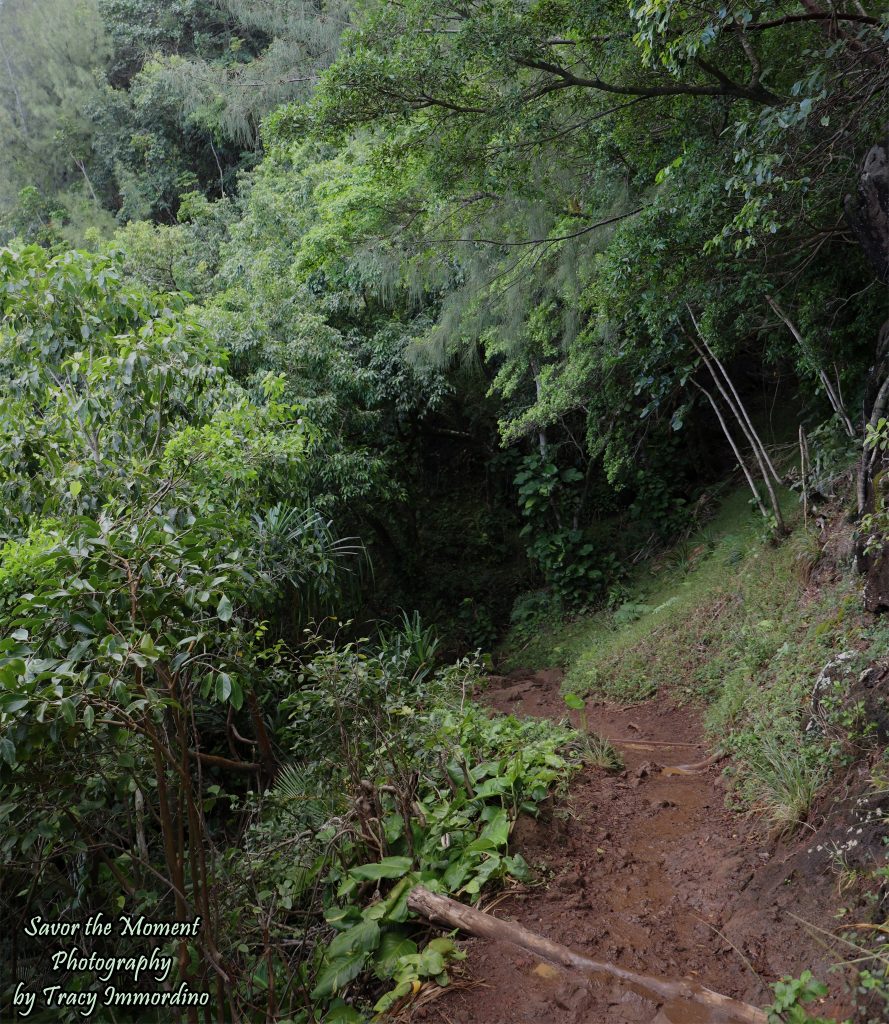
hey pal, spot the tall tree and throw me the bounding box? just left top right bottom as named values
left=0, top=0, right=110, bottom=234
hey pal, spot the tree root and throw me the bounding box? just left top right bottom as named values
left=661, top=751, right=726, bottom=776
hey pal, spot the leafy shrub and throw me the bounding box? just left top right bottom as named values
left=611, top=601, right=655, bottom=627
left=378, top=609, right=441, bottom=677
left=509, top=589, right=562, bottom=644
left=765, top=970, right=832, bottom=1024
left=269, top=647, right=576, bottom=1018
left=514, top=454, right=621, bottom=608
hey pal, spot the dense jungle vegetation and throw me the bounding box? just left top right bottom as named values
left=0, top=1, right=888, bottom=1021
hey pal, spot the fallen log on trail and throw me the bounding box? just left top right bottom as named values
left=407, top=885, right=767, bottom=1024
left=615, top=738, right=703, bottom=748
left=661, top=751, right=727, bottom=776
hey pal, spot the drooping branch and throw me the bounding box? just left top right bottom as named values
left=371, top=53, right=784, bottom=123
left=428, top=206, right=645, bottom=247
left=688, top=307, right=783, bottom=484
left=745, top=11, right=882, bottom=30
left=799, top=425, right=811, bottom=527
left=686, top=310, right=785, bottom=532
left=765, top=294, right=857, bottom=437
left=192, top=750, right=262, bottom=773
left=74, top=159, right=99, bottom=204
left=690, top=380, right=770, bottom=521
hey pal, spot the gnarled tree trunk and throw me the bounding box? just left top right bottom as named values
left=846, top=133, right=889, bottom=604
left=844, top=135, right=889, bottom=285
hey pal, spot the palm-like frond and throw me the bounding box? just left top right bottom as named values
left=251, top=503, right=369, bottom=622
left=272, top=762, right=332, bottom=831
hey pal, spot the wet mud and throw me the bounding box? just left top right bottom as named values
left=417, top=669, right=853, bottom=1024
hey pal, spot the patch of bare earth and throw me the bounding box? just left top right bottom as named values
left=415, top=669, right=855, bottom=1024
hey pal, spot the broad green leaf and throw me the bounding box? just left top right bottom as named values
left=442, top=861, right=469, bottom=889
left=324, top=904, right=361, bottom=930
left=327, top=919, right=380, bottom=960
left=374, top=931, right=417, bottom=979
left=373, top=979, right=412, bottom=1015
left=323, top=1003, right=365, bottom=1023
left=215, top=673, right=232, bottom=702
left=426, top=938, right=457, bottom=956
left=139, top=633, right=160, bottom=657
left=59, top=698, right=76, bottom=726
left=473, top=777, right=510, bottom=799
left=478, top=809, right=509, bottom=847
left=416, top=948, right=445, bottom=976
left=504, top=853, right=531, bottom=881
left=349, top=856, right=412, bottom=881
left=0, top=694, right=28, bottom=713
left=310, top=951, right=367, bottom=1000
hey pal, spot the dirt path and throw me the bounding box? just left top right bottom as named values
left=418, top=669, right=850, bottom=1024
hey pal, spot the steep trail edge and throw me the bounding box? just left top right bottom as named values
left=418, top=668, right=849, bottom=1024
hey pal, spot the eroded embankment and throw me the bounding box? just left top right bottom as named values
left=420, top=669, right=852, bottom=1024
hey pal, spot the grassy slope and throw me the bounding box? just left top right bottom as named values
left=500, top=482, right=889, bottom=823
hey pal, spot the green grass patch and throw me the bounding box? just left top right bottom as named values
left=499, top=478, right=889, bottom=832
left=500, top=486, right=787, bottom=697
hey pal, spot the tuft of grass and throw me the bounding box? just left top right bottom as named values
left=574, top=731, right=623, bottom=772
left=379, top=608, right=441, bottom=674
left=663, top=538, right=695, bottom=577
left=742, top=733, right=829, bottom=836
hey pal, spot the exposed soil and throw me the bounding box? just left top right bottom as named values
left=416, top=669, right=858, bottom=1024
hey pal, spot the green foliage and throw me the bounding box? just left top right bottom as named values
left=508, top=589, right=563, bottom=648
left=378, top=610, right=440, bottom=678
left=0, top=245, right=317, bottom=533
left=0, top=0, right=110, bottom=235
left=4, top=186, right=67, bottom=247
left=97, top=0, right=254, bottom=85
left=515, top=454, right=620, bottom=607
left=0, top=508, right=259, bottom=763
left=734, top=730, right=829, bottom=836
left=766, top=971, right=833, bottom=1024
left=267, top=647, right=574, bottom=1015
left=0, top=235, right=334, bottom=1016
left=282, top=0, right=887, bottom=561
left=0, top=241, right=397, bottom=1022
left=373, top=936, right=465, bottom=1016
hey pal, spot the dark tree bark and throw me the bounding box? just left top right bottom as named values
left=844, top=135, right=889, bottom=284
left=847, top=136, right=889, bottom=603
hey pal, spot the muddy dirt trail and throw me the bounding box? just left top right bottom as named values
left=419, top=669, right=849, bottom=1024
